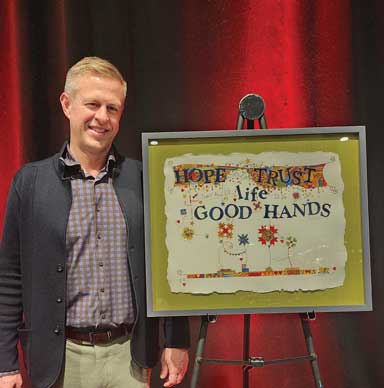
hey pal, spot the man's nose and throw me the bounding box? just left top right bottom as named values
left=94, top=106, right=109, bottom=123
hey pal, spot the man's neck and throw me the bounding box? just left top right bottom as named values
left=68, top=145, right=109, bottom=177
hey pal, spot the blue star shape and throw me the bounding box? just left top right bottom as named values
left=238, top=234, right=249, bottom=246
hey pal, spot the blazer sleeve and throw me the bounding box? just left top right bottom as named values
left=0, top=177, right=23, bottom=373
left=163, top=316, right=190, bottom=348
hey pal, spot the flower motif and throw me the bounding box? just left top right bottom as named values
left=286, top=236, right=297, bottom=249
left=182, top=227, right=194, bottom=240
left=218, top=223, right=234, bottom=239
left=258, top=225, right=279, bottom=246
left=253, top=201, right=262, bottom=211
left=238, top=234, right=249, bottom=246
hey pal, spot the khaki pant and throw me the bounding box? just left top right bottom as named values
left=55, top=335, right=149, bottom=388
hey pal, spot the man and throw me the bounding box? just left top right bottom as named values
left=0, top=57, right=189, bottom=388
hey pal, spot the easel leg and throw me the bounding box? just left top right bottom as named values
left=242, top=314, right=251, bottom=388
left=300, top=314, right=324, bottom=388
left=191, top=317, right=210, bottom=388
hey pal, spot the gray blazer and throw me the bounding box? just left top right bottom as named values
left=0, top=146, right=189, bottom=388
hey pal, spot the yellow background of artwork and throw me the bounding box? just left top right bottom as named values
left=146, top=131, right=366, bottom=313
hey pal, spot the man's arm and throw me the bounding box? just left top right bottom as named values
left=0, top=178, right=23, bottom=376
left=161, top=316, right=190, bottom=386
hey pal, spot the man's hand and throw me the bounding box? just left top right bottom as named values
left=0, top=373, right=23, bottom=388
left=160, top=347, right=189, bottom=387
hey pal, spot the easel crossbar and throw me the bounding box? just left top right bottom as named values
left=197, top=354, right=316, bottom=368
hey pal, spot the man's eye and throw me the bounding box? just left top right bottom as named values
left=86, top=103, right=98, bottom=108
left=108, top=106, right=118, bottom=113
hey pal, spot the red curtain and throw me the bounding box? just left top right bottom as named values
left=0, top=0, right=23, bottom=231
left=181, top=0, right=352, bottom=130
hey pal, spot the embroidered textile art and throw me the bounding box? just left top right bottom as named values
left=164, top=152, right=346, bottom=294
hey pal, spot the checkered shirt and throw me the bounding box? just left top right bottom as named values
left=61, top=147, right=135, bottom=328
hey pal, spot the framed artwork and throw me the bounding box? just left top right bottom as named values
left=142, top=126, right=371, bottom=316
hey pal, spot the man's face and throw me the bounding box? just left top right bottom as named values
left=60, top=75, right=125, bottom=157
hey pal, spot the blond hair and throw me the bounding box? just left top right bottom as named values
left=64, top=56, right=127, bottom=97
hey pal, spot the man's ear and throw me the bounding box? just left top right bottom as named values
left=60, top=92, right=71, bottom=119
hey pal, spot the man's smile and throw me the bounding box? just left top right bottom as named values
left=88, top=125, right=110, bottom=135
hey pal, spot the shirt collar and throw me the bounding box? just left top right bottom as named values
left=59, top=144, right=116, bottom=180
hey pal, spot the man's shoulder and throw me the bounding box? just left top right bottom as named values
left=121, top=157, right=142, bottom=166
left=13, top=153, right=60, bottom=184
left=23, top=153, right=59, bottom=168
left=119, top=157, right=142, bottom=172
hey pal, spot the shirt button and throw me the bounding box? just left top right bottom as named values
left=54, top=326, right=61, bottom=335
left=97, top=234, right=102, bottom=240
left=100, top=288, right=104, bottom=293
left=99, top=261, right=104, bottom=267
left=101, top=314, right=105, bottom=319
left=56, top=297, right=63, bottom=303
left=56, top=264, right=64, bottom=272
